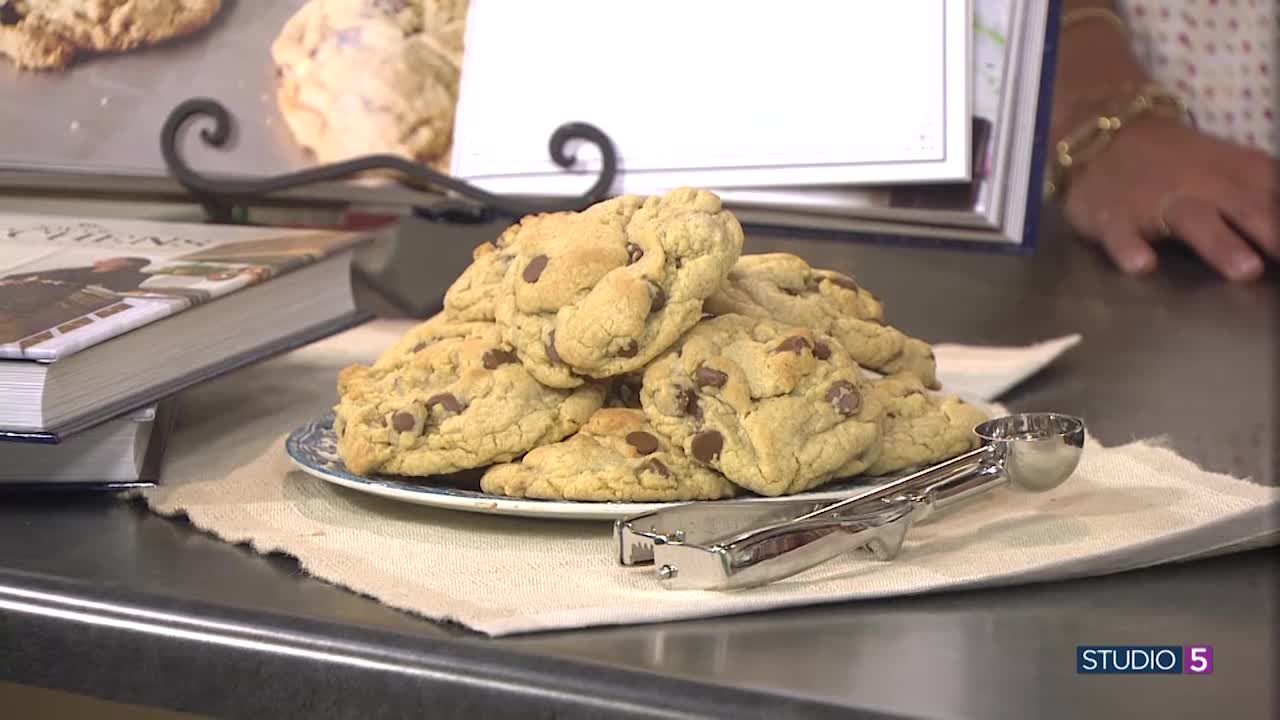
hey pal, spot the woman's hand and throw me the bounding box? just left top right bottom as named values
left=1060, top=117, right=1277, bottom=282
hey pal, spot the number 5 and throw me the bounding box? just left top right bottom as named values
left=1188, top=647, right=1210, bottom=673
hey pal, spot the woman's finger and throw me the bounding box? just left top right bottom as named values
left=1163, top=196, right=1266, bottom=282
left=1218, top=189, right=1280, bottom=259
left=1099, top=224, right=1158, bottom=275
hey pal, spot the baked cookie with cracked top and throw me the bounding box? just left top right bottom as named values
left=704, top=253, right=939, bottom=388
left=369, top=312, right=498, bottom=369
left=1, top=0, right=222, bottom=70
left=271, top=0, right=466, bottom=169
left=495, top=188, right=744, bottom=388
left=861, top=375, right=988, bottom=476
left=333, top=321, right=605, bottom=476
left=480, top=409, right=739, bottom=502
left=441, top=223, right=519, bottom=322
left=640, top=313, right=883, bottom=497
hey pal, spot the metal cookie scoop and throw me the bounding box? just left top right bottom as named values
left=614, top=412, right=1086, bottom=591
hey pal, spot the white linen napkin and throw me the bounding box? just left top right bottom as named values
left=933, top=334, right=1082, bottom=401
left=140, top=322, right=1277, bottom=636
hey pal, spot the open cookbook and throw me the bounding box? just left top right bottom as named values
left=0, top=0, right=1059, bottom=247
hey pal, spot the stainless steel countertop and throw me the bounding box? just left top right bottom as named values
left=1, top=212, right=1276, bottom=719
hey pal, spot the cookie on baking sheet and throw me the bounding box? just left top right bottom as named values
left=480, top=409, right=739, bottom=502
left=333, top=322, right=605, bottom=476
left=640, top=314, right=883, bottom=497
left=1, top=0, right=223, bottom=70
left=703, top=253, right=939, bottom=388
left=441, top=224, right=519, bottom=322
left=495, top=188, right=744, bottom=389
left=861, top=375, right=987, bottom=477
left=271, top=0, right=467, bottom=169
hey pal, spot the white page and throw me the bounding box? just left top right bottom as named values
left=452, top=0, right=971, bottom=195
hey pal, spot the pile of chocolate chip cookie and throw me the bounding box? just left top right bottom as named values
left=332, top=187, right=988, bottom=502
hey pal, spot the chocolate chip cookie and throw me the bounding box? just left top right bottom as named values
left=640, top=314, right=883, bottom=497
left=704, top=253, right=939, bottom=388
left=441, top=225, right=519, bottom=322
left=272, top=0, right=467, bottom=169
left=1, top=0, right=222, bottom=69
left=480, top=409, right=739, bottom=502
left=862, top=375, right=987, bottom=476
left=495, top=188, right=744, bottom=388
left=369, top=313, right=498, bottom=370
left=333, top=322, right=605, bottom=476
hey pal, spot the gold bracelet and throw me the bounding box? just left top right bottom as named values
left=1044, top=84, right=1194, bottom=198
left=1061, top=7, right=1128, bottom=34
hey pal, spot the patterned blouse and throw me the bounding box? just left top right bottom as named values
left=1117, top=0, right=1276, bottom=155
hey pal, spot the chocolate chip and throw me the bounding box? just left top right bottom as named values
left=675, top=387, right=700, bottom=417
left=775, top=335, right=813, bottom=355
left=690, top=430, right=724, bottom=464
left=825, top=381, right=861, bottom=416
left=618, top=339, right=639, bottom=358
left=546, top=330, right=562, bottom=364
left=426, top=393, right=465, bottom=413
left=640, top=459, right=671, bottom=478
left=927, top=348, right=936, bottom=361
left=649, top=283, right=666, bottom=314
left=813, top=342, right=832, bottom=360
left=626, top=243, right=644, bottom=264
left=693, top=365, right=727, bottom=388
left=625, top=431, right=660, bottom=455
left=391, top=411, right=415, bottom=432
left=522, top=255, right=549, bottom=283
left=827, top=273, right=860, bottom=292
left=0, top=2, right=21, bottom=25
left=482, top=348, right=518, bottom=369
left=674, top=258, right=684, bottom=269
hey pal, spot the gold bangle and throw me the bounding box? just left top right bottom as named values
left=1061, top=7, right=1128, bottom=34
left=1044, top=84, right=1193, bottom=198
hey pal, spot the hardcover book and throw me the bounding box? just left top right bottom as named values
left=0, top=213, right=370, bottom=435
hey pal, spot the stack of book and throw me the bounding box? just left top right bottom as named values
left=0, top=212, right=370, bottom=490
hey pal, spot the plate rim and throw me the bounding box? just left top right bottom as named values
left=284, top=414, right=891, bottom=521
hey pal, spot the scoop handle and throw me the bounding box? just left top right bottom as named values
left=655, top=447, right=1006, bottom=590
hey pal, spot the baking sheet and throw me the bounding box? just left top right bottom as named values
left=0, top=0, right=431, bottom=204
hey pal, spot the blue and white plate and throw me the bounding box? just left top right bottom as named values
left=286, top=414, right=891, bottom=521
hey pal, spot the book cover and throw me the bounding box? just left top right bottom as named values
left=0, top=214, right=366, bottom=361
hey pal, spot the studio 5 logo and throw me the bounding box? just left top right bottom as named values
left=1077, top=646, right=1214, bottom=674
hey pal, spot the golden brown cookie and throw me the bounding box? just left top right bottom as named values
left=704, top=253, right=939, bottom=388
left=640, top=314, right=883, bottom=497
left=333, top=321, right=605, bottom=476
left=441, top=224, right=518, bottom=322
left=495, top=188, right=744, bottom=388
left=861, top=375, right=987, bottom=476
left=480, top=409, right=739, bottom=502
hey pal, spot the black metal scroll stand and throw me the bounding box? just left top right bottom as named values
left=159, top=98, right=618, bottom=225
